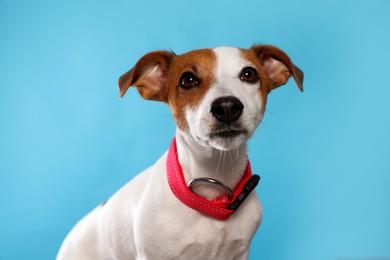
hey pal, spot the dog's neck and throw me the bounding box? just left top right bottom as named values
left=175, top=130, right=248, bottom=200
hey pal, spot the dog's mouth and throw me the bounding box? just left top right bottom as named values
left=192, top=127, right=250, bottom=151
left=210, top=129, right=248, bottom=139
left=204, top=128, right=250, bottom=150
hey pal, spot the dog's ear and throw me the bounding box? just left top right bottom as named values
left=252, top=45, right=304, bottom=92
left=118, top=51, right=175, bottom=102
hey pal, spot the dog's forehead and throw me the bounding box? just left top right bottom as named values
left=174, top=47, right=254, bottom=76
left=173, top=48, right=215, bottom=72
left=213, top=47, right=255, bottom=76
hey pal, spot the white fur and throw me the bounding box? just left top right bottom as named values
left=186, top=47, right=264, bottom=151
left=57, top=47, right=263, bottom=260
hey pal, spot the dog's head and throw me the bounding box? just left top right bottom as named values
left=119, top=45, right=303, bottom=151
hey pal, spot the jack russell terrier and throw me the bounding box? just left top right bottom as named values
left=57, top=44, right=303, bottom=259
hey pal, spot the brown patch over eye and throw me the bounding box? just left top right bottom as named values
left=240, top=67, right=259, bottom=84
left=166, top=49, right=216, bottom=131
left=179, top=72, right=200, bottom=89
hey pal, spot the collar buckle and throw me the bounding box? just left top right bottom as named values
left=228, top=174, right=260, bottom=210
left=188, top=178, right=234, bottom=200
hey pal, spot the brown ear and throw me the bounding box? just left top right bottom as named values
left=252, top=45, right=304, bottom=92
left=118, top=51, right=175, bottom=101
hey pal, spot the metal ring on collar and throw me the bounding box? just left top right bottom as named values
left=187, top=178, right=233, bottom=200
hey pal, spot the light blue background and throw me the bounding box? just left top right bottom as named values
left=1, top=0, right=389, bottom=259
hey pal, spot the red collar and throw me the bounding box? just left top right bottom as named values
left=166, top=137, right=260, bottom=220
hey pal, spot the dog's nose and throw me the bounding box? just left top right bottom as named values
left=210, top=96, right=244, bottom=124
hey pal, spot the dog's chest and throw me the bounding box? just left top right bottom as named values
left=132, top=164, right=262, bottom=259
left=135, top=211, right=257, bottom=259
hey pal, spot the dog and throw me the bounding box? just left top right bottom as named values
left=57, top=44, right=303, bottom=260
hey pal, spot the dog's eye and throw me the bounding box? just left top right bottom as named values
left=240, top=67, right=259, bottom=84
left=179, top=72, right=200, bottom=89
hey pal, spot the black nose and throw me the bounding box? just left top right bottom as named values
left=210, top=96, right=244, bottom=124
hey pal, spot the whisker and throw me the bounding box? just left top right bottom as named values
left=195, top=118, right=208, bottom=123
left=265, top=108, right=278, bottom=120
left=260, top=120, right=270, bottom=132
left=222, top=151, right=226, bottom=173
left=217, top=150, right=224, bottom=178
left=251, top=116, right=262, bottom=123
left=228, top=150, right=234, bottom=175
left=158, top=114, right=175, bottom=118
left=165, top=117, right=176, bottom=131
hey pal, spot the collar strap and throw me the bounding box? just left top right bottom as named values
left=166, top=137, right=260, bottom=220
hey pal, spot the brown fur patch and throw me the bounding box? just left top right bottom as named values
left=241, top=48, right=270, bottom=115
left=164, top=49, right=216, bottom=131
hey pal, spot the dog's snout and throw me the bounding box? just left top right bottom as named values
left=210, top=96, right=244, bottom=124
